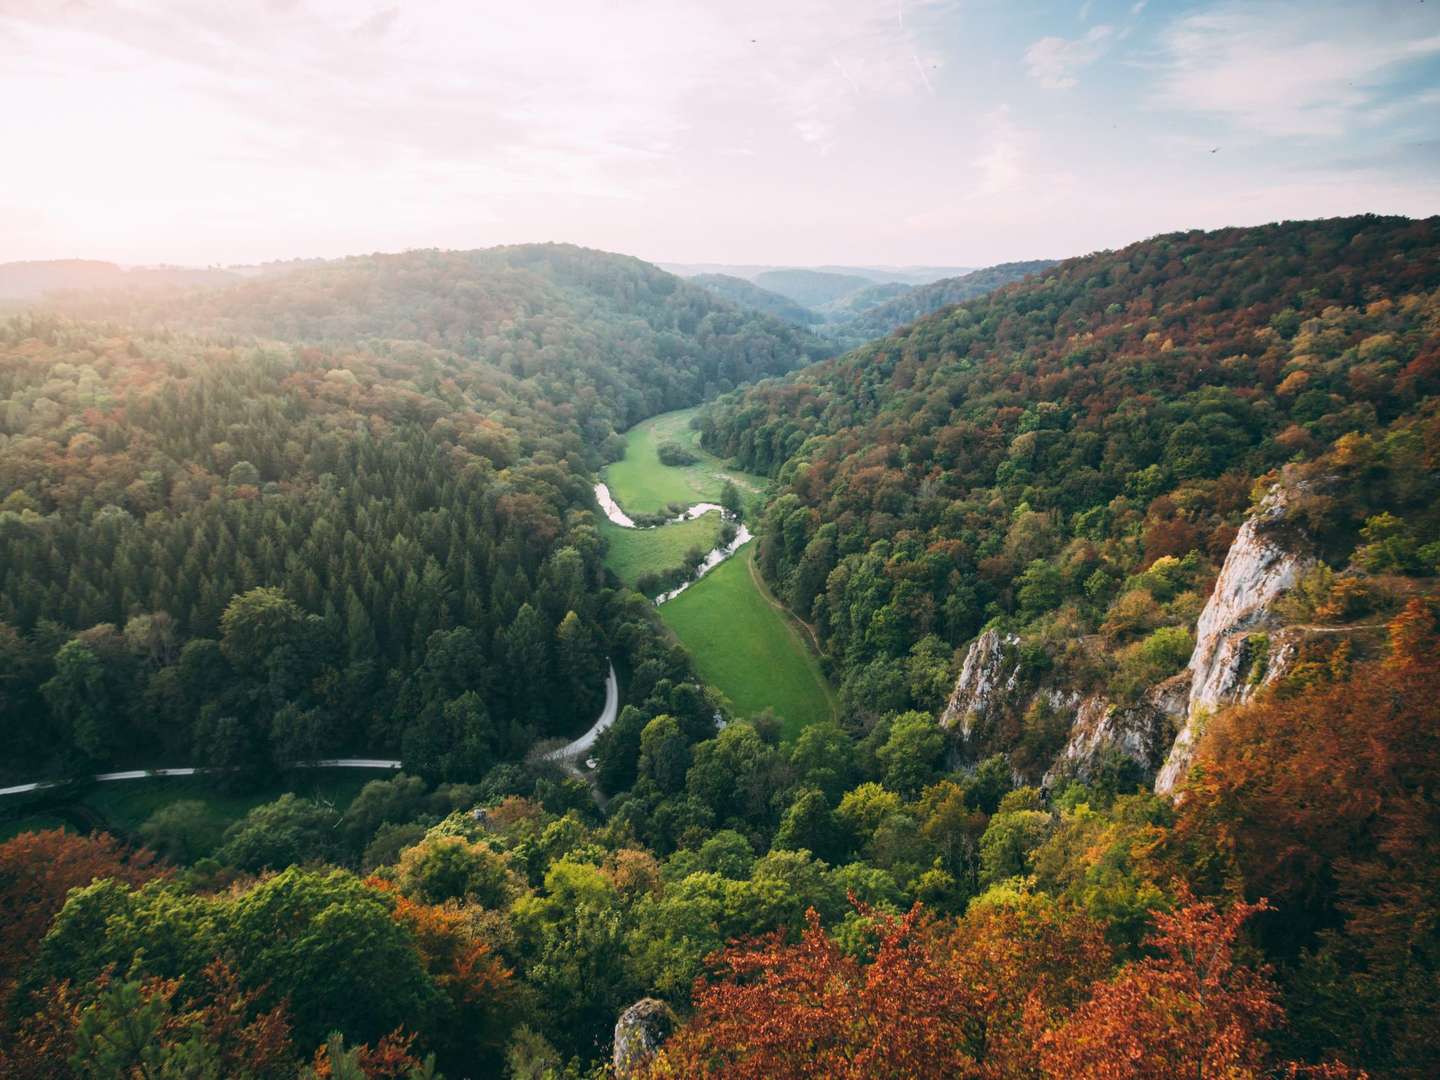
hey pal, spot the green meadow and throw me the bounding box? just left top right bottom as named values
left=659, top=545, right=835, bottom=740
left=600, top=512, right=725, bottom=588
left=602, top=407, right=767, bottom=516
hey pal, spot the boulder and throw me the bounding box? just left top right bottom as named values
left=613, top=997, right=677, bottom=1077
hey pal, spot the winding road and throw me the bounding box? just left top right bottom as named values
left=543, top=661, right=620, bottom=762
left=0, top=667, right=624, bottom=798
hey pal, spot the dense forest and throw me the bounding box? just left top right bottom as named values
left=0, top=244, right=821, bottom=782
left=1, top=221, right=1438, bottom=1079
left=701, top=215, right=1440, bottom=736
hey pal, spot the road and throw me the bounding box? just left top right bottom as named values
left=1, top=662, right=623, bottom=798
left=0, top=758, right=403, bottom=798
left=543, top=661, right=620, bottom=761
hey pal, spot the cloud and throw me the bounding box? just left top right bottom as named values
left=973, top=106, right=1024, bottom=194
left=1152, top=1, right=1440, bottom=137
left=1025, top=25, right=1112, bottom=89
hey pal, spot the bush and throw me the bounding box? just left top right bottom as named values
left=657, top=443, right=699, bottom=467
left=1111, top=625, right=1195, bottom=701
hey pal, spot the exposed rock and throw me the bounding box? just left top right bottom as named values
left=1154, top=486, right=1314, bottom=795
left=612, top=997, right=677, bottom=1077
left=1045, top=672, right=1190, bottom=788
left=939, top=629, right=1023, bottom=742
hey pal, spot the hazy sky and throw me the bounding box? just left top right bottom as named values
left=2, top=0, right=1437, bottom=267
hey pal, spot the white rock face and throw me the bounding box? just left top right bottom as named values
left=1154, top=486, right=1312, bottom=795
left=939, top=629, right=1022, bottom=741
left=1046, top=672, right=1190, bottom=788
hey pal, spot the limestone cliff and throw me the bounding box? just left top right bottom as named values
left=1154, top=485, right=1313, bottom=794
left=940, top=629, right=1181, bottom=788
left=937, top=483, right=1320, bottom=793
left=938, top=628, right=1024, bottom=744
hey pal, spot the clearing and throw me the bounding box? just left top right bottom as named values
left=600, top=511, right=725, bottom=588
left=602, top=406, right=767, bottom=516
left=659, top=544, right=835, bottom=740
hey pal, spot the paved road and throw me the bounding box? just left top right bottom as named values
left=543, top=661, right=620, bottom=761
left=0, top=758, right=404, bottom=798
left=1, top=663, right=622, bottom=798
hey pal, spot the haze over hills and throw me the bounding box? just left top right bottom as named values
left=688, top=273, right=823, bottom=326
left=659, top=261, right=976, bottom=287
left=0, top=259, right=239, bottom=299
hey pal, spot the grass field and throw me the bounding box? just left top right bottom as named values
left=600, top=512, right=725, bottom=587
left=603, top=407, right=768, bottom=516
left=0, top=770, right=389, bottom=846
left=660, top=545, right=835, bottom=740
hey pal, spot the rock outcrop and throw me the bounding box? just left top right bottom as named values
left=613, top=997, right=677, bottom=1077
left=937, top=483, right=1320, bottom=794
left=941, top=628, right=1180, bottom=788
left=1044, top=672, right=1190, bottom=788
left=1154, top=485, right=1313, bottom=795
left=939, top=629, right=1023, bottom=743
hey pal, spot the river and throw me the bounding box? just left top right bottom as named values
left=594, top=482, right=753, bottom=605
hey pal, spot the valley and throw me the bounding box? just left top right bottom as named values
left=596, top=406, right=833, bottom=735
left=1, top=217, right=1437, bottom=1080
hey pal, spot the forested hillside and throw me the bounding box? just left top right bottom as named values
left=830, top=258, right=1058, bottom=344
left=0, top=245, right=821, bottom=782
left=689, top=273, right=823, bottom=327
left=701, top=215, right=1440, bottom=736
left=51, top=244, right=829, bottom=440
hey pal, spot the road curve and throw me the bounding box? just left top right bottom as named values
left=1, top=662, right=622, bottom=798
left=544, top=661, right=620, bottom=761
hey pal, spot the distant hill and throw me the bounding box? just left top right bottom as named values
left=817, top=281, right=913, bottom=320
left=831, top=259, right=1058, bottom=343
left=0, top=259, right=237, bottom=299
left=753, top=268, right=876, bottom=308
left=690, top=273, right=822, bottom=326
left=43, top=242, right=834, bottom=433
left=660, top=261, right=974, bottom=285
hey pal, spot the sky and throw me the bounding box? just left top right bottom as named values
left=1, top=0, right=1437, bottom=268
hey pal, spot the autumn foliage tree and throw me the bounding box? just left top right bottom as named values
left=0, top=829, right=163, bottom=1015
left=646, top=896, right=1112, bottom=1079
left=0, top=960, right=295, bottom=1080
left=1035, top=893, right=1282, bottom=1078
left=1173, top=599, right=1440, bottom=1077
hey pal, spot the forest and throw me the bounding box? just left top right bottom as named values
left=0, top=221, right=1437, bottom=1078
left=0, top=245, right=820, bottom=782
left=701, top=215, right=1440, bottom=749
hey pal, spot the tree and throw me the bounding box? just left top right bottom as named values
left=773, top=788, right=844, bottom=863
left=214, top=794, right=342, bottom=873
left=1036, top=893, right=1283, bottom=1078
left=2, top=961, right=296, bottom=1080
left=394, top=835, right=519, bottom=908
left=647, top=897, right=1112, bottom=1080
left=219, top=587, right=308, bottom=673
left=0, top=830, right=163, bottom=996
left=637, top=715, right=690, bottom=795
left=40, top=640, right=115, bottom=760
left=225, top=868, right=444, bottom=1052
left=720, top=480, right=743, bottom=521
left=875, top=711, right=946, bottom=797
left=140, top=800, right=223, bottom=864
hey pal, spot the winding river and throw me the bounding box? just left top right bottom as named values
left=593, top=482, right=753, bottom=606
